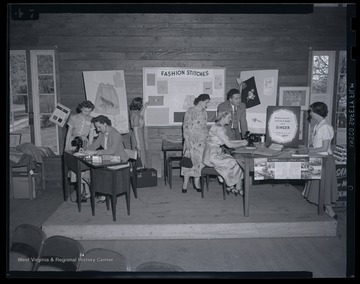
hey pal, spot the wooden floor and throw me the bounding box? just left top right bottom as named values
left=8, top=176, right=347, bottom=277
left=41, top=176, right=337, bottom=240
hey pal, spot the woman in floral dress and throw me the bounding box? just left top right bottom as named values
left=181, top=94, right=210, bottom=193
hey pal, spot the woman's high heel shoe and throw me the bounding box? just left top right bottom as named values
left=182, top=189, right=187, bottom=193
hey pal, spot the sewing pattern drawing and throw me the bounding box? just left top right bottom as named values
left=94, top=82, right=120, bottom=115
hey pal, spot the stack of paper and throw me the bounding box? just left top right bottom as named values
left=268, top=143, right=284, bottom=151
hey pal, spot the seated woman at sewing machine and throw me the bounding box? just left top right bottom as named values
left=202, top=111, right=248, bottom=195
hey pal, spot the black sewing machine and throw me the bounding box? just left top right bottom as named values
left=243, top=131, right=260, bottom=147
left=71, top=136, right=84, bottom=152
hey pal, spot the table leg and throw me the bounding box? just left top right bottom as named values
left=76, top=163, right=82, bottom=213
left=163, top=150, right=167, bottom=185
left=244, top=161, right=250, bottom=217
left=63, top=155, right=69, bottom=201
left=41, top=163, right=46, bottom=193
left=90, top=169, right=95, bottom=216
left=317, top=158, right=326, bottom=215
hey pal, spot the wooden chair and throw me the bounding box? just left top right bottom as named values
left=200, top=166, right=227, bottom=200
left=32, top=235, right=85, bottom=271
left=166, top=156, right=182, bottom=189
left=9, top=224, right=46, bottom=271
left=77, top=248, right=132, bottom=271
left=136, top=261, right=184, bottom=272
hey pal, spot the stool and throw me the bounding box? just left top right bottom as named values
left=200, top=166, right=226, bottom=200
left=166, top=156, right=182, bottom=189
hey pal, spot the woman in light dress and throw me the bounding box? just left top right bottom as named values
left=302, top=102, right=338, bottom=219
left=129, top=97, right=149, bottom=168
left=181, top=94, right=210, bottom=193
left=203, top=111, right=248, bottom=195
left=65, top=100, right=95, bottom=201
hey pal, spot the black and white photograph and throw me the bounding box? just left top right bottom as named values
left=6, top=2, right=355, bottom=279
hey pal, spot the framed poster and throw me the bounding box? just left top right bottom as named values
left=10, top=133, right=22, bottom=148
left=265, top=106, right=300, bottom=148
left=279, top=87, right=310, bottom=110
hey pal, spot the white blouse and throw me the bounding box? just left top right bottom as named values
left=312, top=119, right=334, bottom=155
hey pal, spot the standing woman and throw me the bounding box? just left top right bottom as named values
left=64, top=100, right=95, bottom=201
left=203, top=111, right=248, bottom=195
left=129, top=97, right=149, bottom=168
left=303, top=102, right=338, bottom=219
left=181, top=94, right=210, bottom=193
left=65, top=100, right=95, bottom=151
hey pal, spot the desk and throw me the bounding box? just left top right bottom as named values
left=162, top=140, right=183, bottom=184
left=233, top=148, right=326, bottom=217
left=63, top=151, right=128, bottom=215
left=63, top=151, right=90, bottom=212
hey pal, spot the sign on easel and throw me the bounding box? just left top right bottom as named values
left=265, top=106, right=300, bottom=148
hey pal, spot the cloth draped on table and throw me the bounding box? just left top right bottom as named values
left=10, top=143, right=56, bottom=170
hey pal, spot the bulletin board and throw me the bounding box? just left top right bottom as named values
left=239, top=70, right=278, bottom=134
left=143, top=67, right=226, bottom=126
left=83, top=70, right=129, bottom=134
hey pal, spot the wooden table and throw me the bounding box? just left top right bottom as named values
left=233, top=148, right=327, bottom=217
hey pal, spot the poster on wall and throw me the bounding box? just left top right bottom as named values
left=239, top=70, right=278, bottom=134
left=265, top=106, right=300, bottom=148
left=83, top=70, right=129, bottom=134
left=143, top=67, right=226, bottom=126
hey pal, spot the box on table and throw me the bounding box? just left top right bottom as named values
left=136, top=168, right=157, bottom=188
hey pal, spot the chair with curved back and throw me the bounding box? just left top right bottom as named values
left=9, top=224, right=47, bottom=271
left=77, top=248, right=132, bottom=271
left=166, top=156, right=182, bottom=189
left=200, top=166, right=227, bottom=200
left=136, top=261, right=184, bottom=272
left=32, top=235, right=85, bottom=271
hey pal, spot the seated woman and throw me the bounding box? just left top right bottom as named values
left=84, top=115, right=129, bottom=203
left=202, top=111, right=248, bottom=195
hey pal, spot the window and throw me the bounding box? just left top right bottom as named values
left=10, top=50, right=31, bottom=144
left=334, top=50, right=347, bottom=145
left=9, top=50, right=60, bottom=154
left=308, top=51, right=336, bottom=145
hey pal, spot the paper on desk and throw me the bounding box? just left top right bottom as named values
left=232, top=147, right=255, bottom=154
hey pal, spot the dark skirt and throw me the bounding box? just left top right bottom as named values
left=303, top=155, right=338, bottom=206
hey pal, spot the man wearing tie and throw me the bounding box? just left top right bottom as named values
left=217, top=88, right=248, bottom=140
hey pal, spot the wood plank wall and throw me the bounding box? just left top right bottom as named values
left=9, top=7, right=347, bottom=177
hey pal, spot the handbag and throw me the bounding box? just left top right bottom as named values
left=179, top=150, right=193, bottom=168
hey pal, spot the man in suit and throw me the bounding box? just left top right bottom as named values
left=217, top=88, right=248, bottom=140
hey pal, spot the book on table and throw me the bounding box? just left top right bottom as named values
left=291, top=148, right=309, bottom=157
